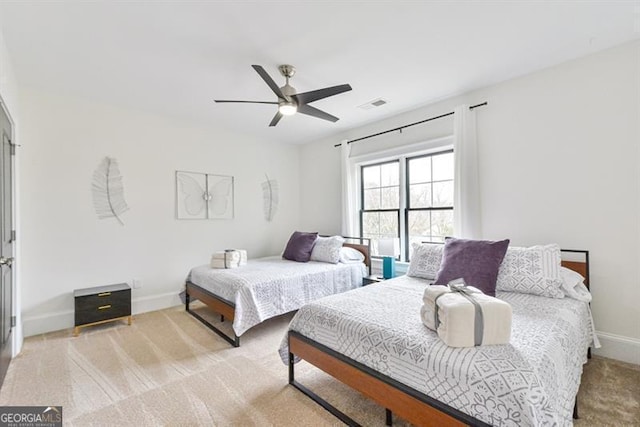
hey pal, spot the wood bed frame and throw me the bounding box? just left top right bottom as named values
left=288, top=249, right=590, bottom=427
left=185, top=237, right=371, bottom=348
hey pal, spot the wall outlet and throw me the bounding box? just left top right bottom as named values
left=132, top=278, right=143, bottom=289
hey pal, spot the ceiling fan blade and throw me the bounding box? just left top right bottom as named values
left=292, top=84, right=352, bottom=105
left=214, top=100, right=278, bottom=104
left=297, top=104, right=339, bottom=123
left=269, top=111, right=283, bottom=127
left=252, top=65, right=287, bottom=100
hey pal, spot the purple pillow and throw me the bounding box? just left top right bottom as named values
left=282, top=231, right=318, bottom=262
left=433, top=238, right=510, bottom=296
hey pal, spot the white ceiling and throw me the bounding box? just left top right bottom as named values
left=1, top=1, right=638, bottom=145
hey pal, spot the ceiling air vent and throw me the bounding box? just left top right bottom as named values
left=358, top=98, right=388, bottom=110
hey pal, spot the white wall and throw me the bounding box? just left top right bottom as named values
left=300, top=40, right=640, bottom=364
left=0, top=30, right=18, bottom=114
left=0, top=24, right=21, bottom=355
left=19, top=89, right=301, bottom=336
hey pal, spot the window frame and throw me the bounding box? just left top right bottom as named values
left=359, top=159, right=401, bottom=259
left=404, top=149, right=454, bottom=259
left=355, top=143, right=454, bottom=263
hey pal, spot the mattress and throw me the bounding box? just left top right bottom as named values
left=188, top=256, right=367, bottom=336
left=279, top=275, right=594, bottom=426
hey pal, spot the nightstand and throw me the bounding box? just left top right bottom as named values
left=74, top=283, right=132, bottom=336
left=363, top=275, right=384, bottom=286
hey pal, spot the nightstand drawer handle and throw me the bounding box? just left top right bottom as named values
left=98, top=292, right=111, bottom=297
left=98, top=305, right=111, bottom=310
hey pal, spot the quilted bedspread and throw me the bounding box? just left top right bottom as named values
left=188, top=256, right=367, bottom=336
left=279, top=275, right=594, bottom=426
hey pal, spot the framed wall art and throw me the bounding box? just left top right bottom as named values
left=175, top=171, right=234, bottom=220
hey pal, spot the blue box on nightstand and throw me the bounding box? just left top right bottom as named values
left=382, top=256, right=396, bottom=279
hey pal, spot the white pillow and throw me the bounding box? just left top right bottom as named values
left=310, top=236, right=345, bottom=264
left=339, top=246, right=365, bottom=264
left=560, top=266, right=592, bottom=302
left=407, top=243, right=444, bottom=280
left=496, top=244, right=565, bottom=298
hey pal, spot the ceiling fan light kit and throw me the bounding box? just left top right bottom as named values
left=214, top=64, right=352, bottom=127
left=278, top=102, right=297, bottom=116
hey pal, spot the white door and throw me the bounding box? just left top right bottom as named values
left=0, top=105, right=14, bottom=386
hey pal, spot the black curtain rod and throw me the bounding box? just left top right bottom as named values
left=334, top=101, right=487, bottom=148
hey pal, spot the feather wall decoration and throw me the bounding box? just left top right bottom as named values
left=261, top=173, right=279, bottom=222
left=92, top=157, right=129, bottom=225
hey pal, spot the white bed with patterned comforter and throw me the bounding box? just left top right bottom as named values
left=188, top=256, right=367, bottom=336
left=279, top=275, right=595, bottom=426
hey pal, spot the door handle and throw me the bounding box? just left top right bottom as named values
left=0, top=257, right=13, bottom=267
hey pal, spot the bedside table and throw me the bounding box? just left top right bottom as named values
left=74, top=283, right=132, bottom=336
left=363, top=275, right=384, bottom=286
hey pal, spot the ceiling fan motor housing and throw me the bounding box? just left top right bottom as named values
left=280, top=83, right=297, bottom=99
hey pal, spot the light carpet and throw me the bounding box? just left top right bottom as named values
left=0, top=304, right=638, bottom=426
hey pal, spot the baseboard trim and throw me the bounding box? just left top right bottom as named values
left=594, top=331, right=640, bottom=365
left=22, top=292, right=182, bottom=337
left=132, top=292, right=182, bottom=315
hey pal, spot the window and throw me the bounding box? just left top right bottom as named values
left=406, top=150, right=454, bottom=249
left=360, top=161, right=400, bottom=257
left=359, top=150, right=454, bottom=261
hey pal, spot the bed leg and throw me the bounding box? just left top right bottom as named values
left=385, top=408, right=392, bottom=426
left=289, top=352, right=295, bottom=384
left=185, top=292, right=190, bottom=311
left=587, top=347, right=592, bottom=359
left=289, top=344, right=361, bottom=426
left=186, top=302, right=241, bottom=347
left=573, top=396, right=579, bottom=419
left=221, top=314, right=225, bottom=322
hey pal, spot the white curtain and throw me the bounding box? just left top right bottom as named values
left=453, top=105, right=481, bottom=239
left=340, top=140, right=356, bottom=237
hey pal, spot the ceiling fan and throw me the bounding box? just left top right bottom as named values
left=214, top=64, right=352, bottom=127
